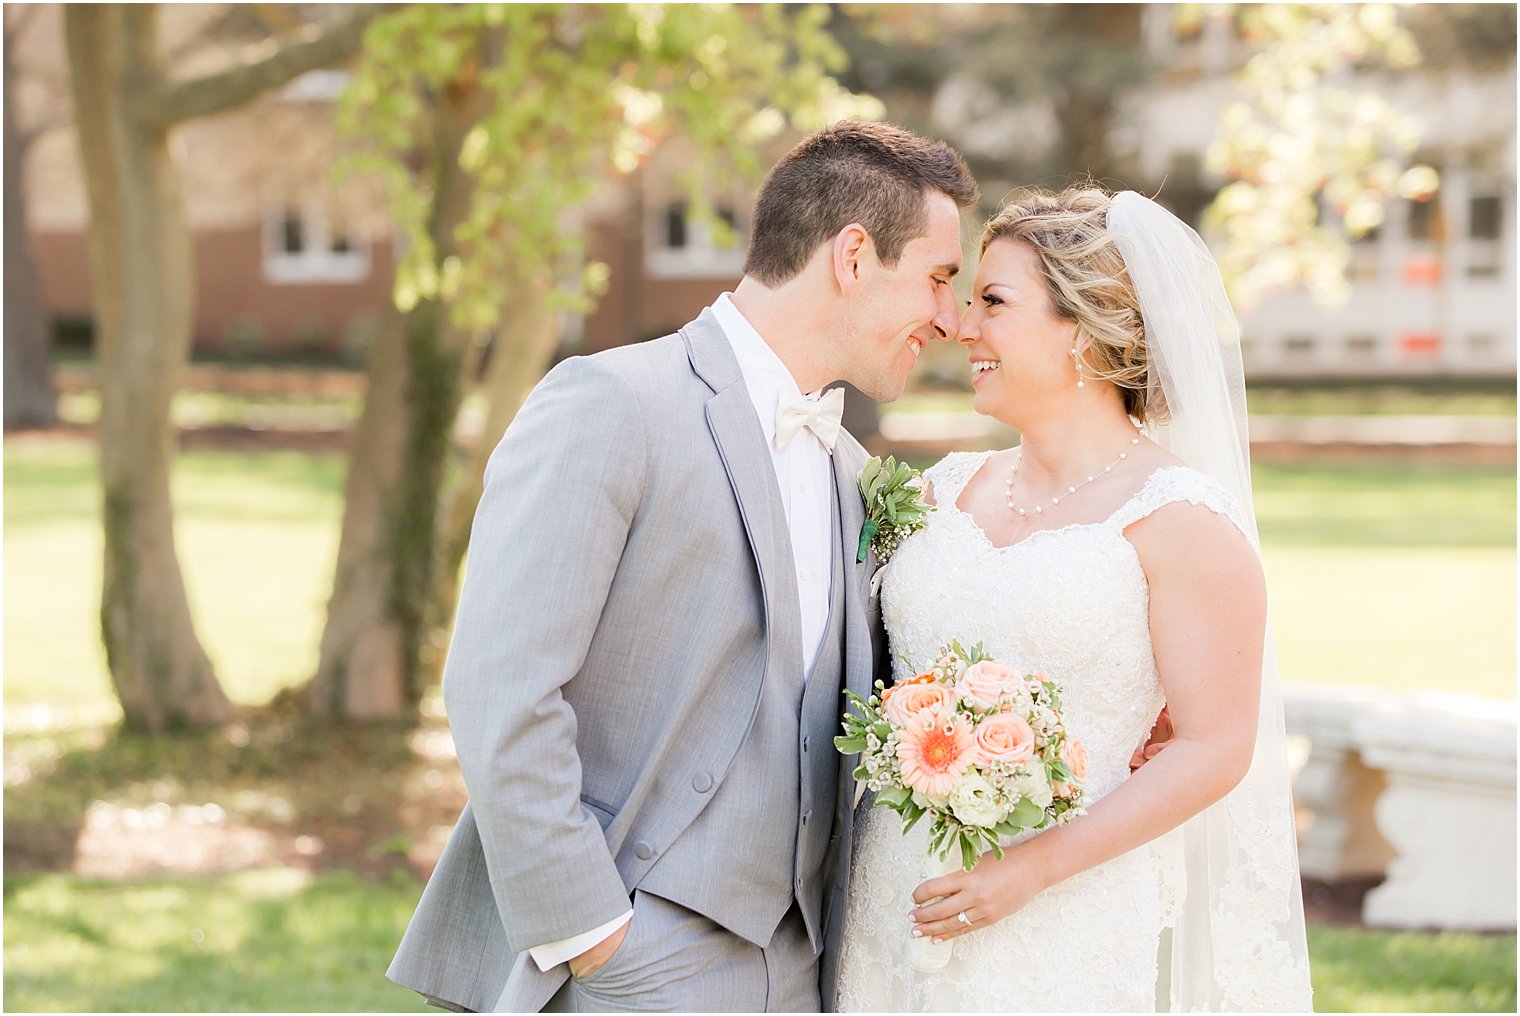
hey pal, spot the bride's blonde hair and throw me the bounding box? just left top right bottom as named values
left=979, top=188, right=1163, bottom=423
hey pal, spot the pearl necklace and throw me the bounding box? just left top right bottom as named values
left=1005, top=434, right=1142, bottom=517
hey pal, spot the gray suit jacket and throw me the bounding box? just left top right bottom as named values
left=387, top=310, right=887, bottom=1012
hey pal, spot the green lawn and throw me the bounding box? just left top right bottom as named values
left=4, top=441, right=345, bottom=727
left=1253, top=463, right=1516, bottom=700
left=1309, top=924, right=1518, bottom=1012
left=3, top=870, right=430, bottom=1012
left=3, top=869, right=1514, bottom=1012
left=3, top=437, right=1516, bottom=1011
left=894, top=382, right=1518, bottom=418
left=5, top=443, right=1515, bottom=726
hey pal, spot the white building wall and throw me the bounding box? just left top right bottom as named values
left=1131, top=6, right=1516, bottom=378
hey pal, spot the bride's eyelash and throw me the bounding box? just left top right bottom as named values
left=981, top=293, right=1003, bottom=307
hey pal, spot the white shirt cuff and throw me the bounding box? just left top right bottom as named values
left=528, top=909, right=633, bottom=973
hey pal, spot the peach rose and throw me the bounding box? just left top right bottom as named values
left=973, top=711, right=1036, bottom=765
left=1062, top=737, right=1089, bottom=780
left=1052, top=781, right=1073, bottom=799
left=882, top=681, right=955, bottom=727
left=955, top=661, right=1024, bottom=709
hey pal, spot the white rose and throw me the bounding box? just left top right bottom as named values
left=947, top=773, right=1009, bottom=828
left=1010, top=768, right=1054, bottom=810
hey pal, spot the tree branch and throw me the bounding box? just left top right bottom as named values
left=140, top=5, right=396, bottom=129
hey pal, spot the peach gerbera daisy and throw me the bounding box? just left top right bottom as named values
left=895, top=705, right=977, bottom=799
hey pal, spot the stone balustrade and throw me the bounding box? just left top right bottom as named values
left=1283, top=685, right=1516, bottom=931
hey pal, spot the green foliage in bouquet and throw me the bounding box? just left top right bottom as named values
left=835, top=640, right=1084, bottom=871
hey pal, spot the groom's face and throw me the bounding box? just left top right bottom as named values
left=841, top=191, right=963, bottom=402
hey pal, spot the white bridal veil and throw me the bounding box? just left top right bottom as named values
left=1106, top=191, right=1314, bottom=1012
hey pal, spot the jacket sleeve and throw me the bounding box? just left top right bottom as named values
left=442, top=355, right=646, bottom=952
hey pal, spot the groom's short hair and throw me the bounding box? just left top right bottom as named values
left=743, top=120, right=978, bottom=287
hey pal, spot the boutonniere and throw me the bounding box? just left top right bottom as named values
left=855, top=456, right=933, bottom=565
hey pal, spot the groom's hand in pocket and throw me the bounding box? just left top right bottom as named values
left=1129, top=705, right=1174, bottom=772
left=568, top=922, right=630, bottom=980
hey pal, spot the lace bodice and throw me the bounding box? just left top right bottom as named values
left=884, top=451, right=1250, bottom=801
left=835, top=451, right=1256, bottom=1013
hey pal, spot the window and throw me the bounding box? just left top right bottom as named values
left=1283, top=335, right=1317, bottom=359
left=1468, top=195, right=1503, bottom=277
left=1345, top=335, right=1378, bottom=360
left=646, top=199, right=746, bottom=279
left=1349, top=223, right=1381, bottom=281
left=1407, top=198, right=1440, bottom=243
left=1467, top=334, right=1499, bottom=360
left=263, top=191, right=370, bottom=285
left=1470, top=196, right=1503, bottom=240
left=664, top=203, right=689, bottom=250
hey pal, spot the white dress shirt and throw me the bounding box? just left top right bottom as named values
left=710, top=292, right=836, bottom=676
left=529, top=294, right=837, bottom=971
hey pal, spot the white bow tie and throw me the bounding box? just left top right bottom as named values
left=774, top=386, right=844, bottom=452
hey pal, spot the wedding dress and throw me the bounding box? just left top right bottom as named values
left=835, top=452, right=1263, bottom=1013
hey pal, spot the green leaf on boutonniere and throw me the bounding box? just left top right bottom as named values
left=856, top=456, right=933, bottom=565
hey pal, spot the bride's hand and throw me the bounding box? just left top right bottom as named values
left=907, top=845, right=1048, bottom=944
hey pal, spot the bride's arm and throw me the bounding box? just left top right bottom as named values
left=908, top=501, right=1266, bottom=942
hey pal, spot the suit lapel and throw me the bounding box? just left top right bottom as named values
left=687, top=312, right=804, bottom=684
left=832, top=440, right=875, bottom=703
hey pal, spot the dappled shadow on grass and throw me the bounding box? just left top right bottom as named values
left=3, top=692, right=468, bottom=884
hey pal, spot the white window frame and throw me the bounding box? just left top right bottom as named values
left=262, top=188, right=371, bottom=285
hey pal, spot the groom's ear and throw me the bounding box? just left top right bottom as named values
left=832, top=223, right=872, bottom=295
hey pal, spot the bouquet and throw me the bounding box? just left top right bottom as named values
left=835, top=640, right=1087, bottom=872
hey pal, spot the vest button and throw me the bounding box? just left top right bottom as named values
left=802, top=736, right=810, bottom=752
left=802, top=809, right=812, bottom=826
left=692, top=772, right=714, bottom=793
left=633, top=841, right=654, bottom=860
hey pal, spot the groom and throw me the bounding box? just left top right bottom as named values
left=387, top=121, right=978, bottom=1013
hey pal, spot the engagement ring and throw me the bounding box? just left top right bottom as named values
left=956, top=911, right=972, bottom=927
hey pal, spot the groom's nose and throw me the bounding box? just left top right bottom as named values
left=929, top=288, right=959, bottom=343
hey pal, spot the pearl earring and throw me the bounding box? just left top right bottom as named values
left=1071, top=347, right=1085, bottom=389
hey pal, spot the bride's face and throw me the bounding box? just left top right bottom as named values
left=957, top=239, right=1080, bottom=423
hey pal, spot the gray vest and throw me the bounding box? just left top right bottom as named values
left=641, top=480, right=847, bottom=950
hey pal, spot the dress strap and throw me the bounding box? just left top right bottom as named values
left=1105, top=466, right=1257, bottom=547
left=923, top=450, right=995, bottom=507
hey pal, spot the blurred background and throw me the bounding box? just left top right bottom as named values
left=4, top=3, right=1514, bottom=1011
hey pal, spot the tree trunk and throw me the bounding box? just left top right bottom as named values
left=4, top=32, right=58, bottom=430
left=64, top=6, right=232, bottom=731
left=309, top=78, right=484, bottom=719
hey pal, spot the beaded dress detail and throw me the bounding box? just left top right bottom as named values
left=834, top=451, right=1253, bottom=1013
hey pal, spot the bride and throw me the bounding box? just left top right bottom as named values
left=833, top=189, right=1313, bottom=1012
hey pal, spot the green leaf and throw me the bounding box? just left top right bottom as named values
left=876, top=786, right=912, bottom=808
left=1011, top=796, right=1047, bottom=827
left=834, top=736, right=866, bottom=754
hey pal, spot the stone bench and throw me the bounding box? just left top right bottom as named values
left=1284, top=685, right=1517, bottom=931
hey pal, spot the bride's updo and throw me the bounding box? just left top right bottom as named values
left=979, top=188, right=1162, bottom=423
